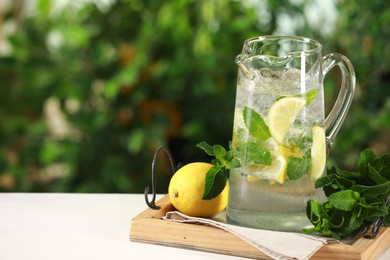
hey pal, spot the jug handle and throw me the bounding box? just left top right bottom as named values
left=322, top=53, right=356, bottom=152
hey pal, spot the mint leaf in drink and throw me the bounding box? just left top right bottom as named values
left=304, top=89, right=318, bottom=106
left=236, top=127, right=248, bottom=141
left=294, top=135, right=313, bottom=157
left=304, top=149, right=390, bottom=240
left=286, top=156, right=312, bottom=180
left=243, top=106, right=271, bottom=141
left=235, top=141, right=272, bottom=166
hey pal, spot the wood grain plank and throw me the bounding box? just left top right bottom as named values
left=130, top=195, right=390, bottom=259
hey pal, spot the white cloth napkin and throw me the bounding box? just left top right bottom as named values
left=163, top=211, right=334, bottom=260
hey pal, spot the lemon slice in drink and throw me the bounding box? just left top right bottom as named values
left=247, top=153, right=287, bottom=184
left=310, top=126, right=326, bottom=180
left=268, top=97, right=306, bottom=143
left=279, top=143, right=302, bottom=159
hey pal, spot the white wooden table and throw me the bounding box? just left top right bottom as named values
left=0, top=193, right=389, bottom=260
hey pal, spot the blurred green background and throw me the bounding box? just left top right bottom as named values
left=0, top=0, right=389, bottom=193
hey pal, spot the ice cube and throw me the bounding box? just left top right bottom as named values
left=259, top=68, right=283, bottom=80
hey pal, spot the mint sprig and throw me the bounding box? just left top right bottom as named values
left=197, top=106, right=273, bottom=200
left=243, top=106, right=271, bottom=141
left=304, top=149, right=390, bottom=240
left=303, top=89, right=319, bottom=106
left=235, top=141, right=272, bottom=166
left=196, top=142, right=240, bottom=200
left=286, top=157, right=312, bottom=180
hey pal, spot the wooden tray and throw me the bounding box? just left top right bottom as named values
left=130, top=195, right=390, bottom=259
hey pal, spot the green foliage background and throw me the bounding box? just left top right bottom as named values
left=0, top=0, right=389, bottom=193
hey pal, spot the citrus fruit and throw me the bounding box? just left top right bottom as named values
left=268, top=97, right=306, bottom=143
left=310, top=126, right=326, bottom=180
left=246, top=153, right=287, bottom=184
left=279, top=143, right=302, bottom=159
left=168, top=162, right=229, bottom=217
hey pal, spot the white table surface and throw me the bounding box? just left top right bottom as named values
left=0, top=193, right=389, bottom=260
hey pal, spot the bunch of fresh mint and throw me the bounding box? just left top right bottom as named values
left=198, top=141, right=390, bottom=240
left=304, top=149, right=390, bottom=240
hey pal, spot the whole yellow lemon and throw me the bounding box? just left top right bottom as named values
left=168, top=162, right=229, bottom=217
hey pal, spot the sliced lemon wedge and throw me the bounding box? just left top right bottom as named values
left=268, top=97, right=306, bottom=143
left=246, top=153, right=287, bottom=184
left=279, top=143, right=303, bottom=159
left=310, top=126, right=326, bottom=180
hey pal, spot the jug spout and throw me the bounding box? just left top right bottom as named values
left=235, top=53, right=254, bottom=79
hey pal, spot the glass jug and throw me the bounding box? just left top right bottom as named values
left=226, top=36, right=355, bottom=231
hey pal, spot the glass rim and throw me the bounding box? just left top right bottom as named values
left=243, top=35, right=322, bottom=54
